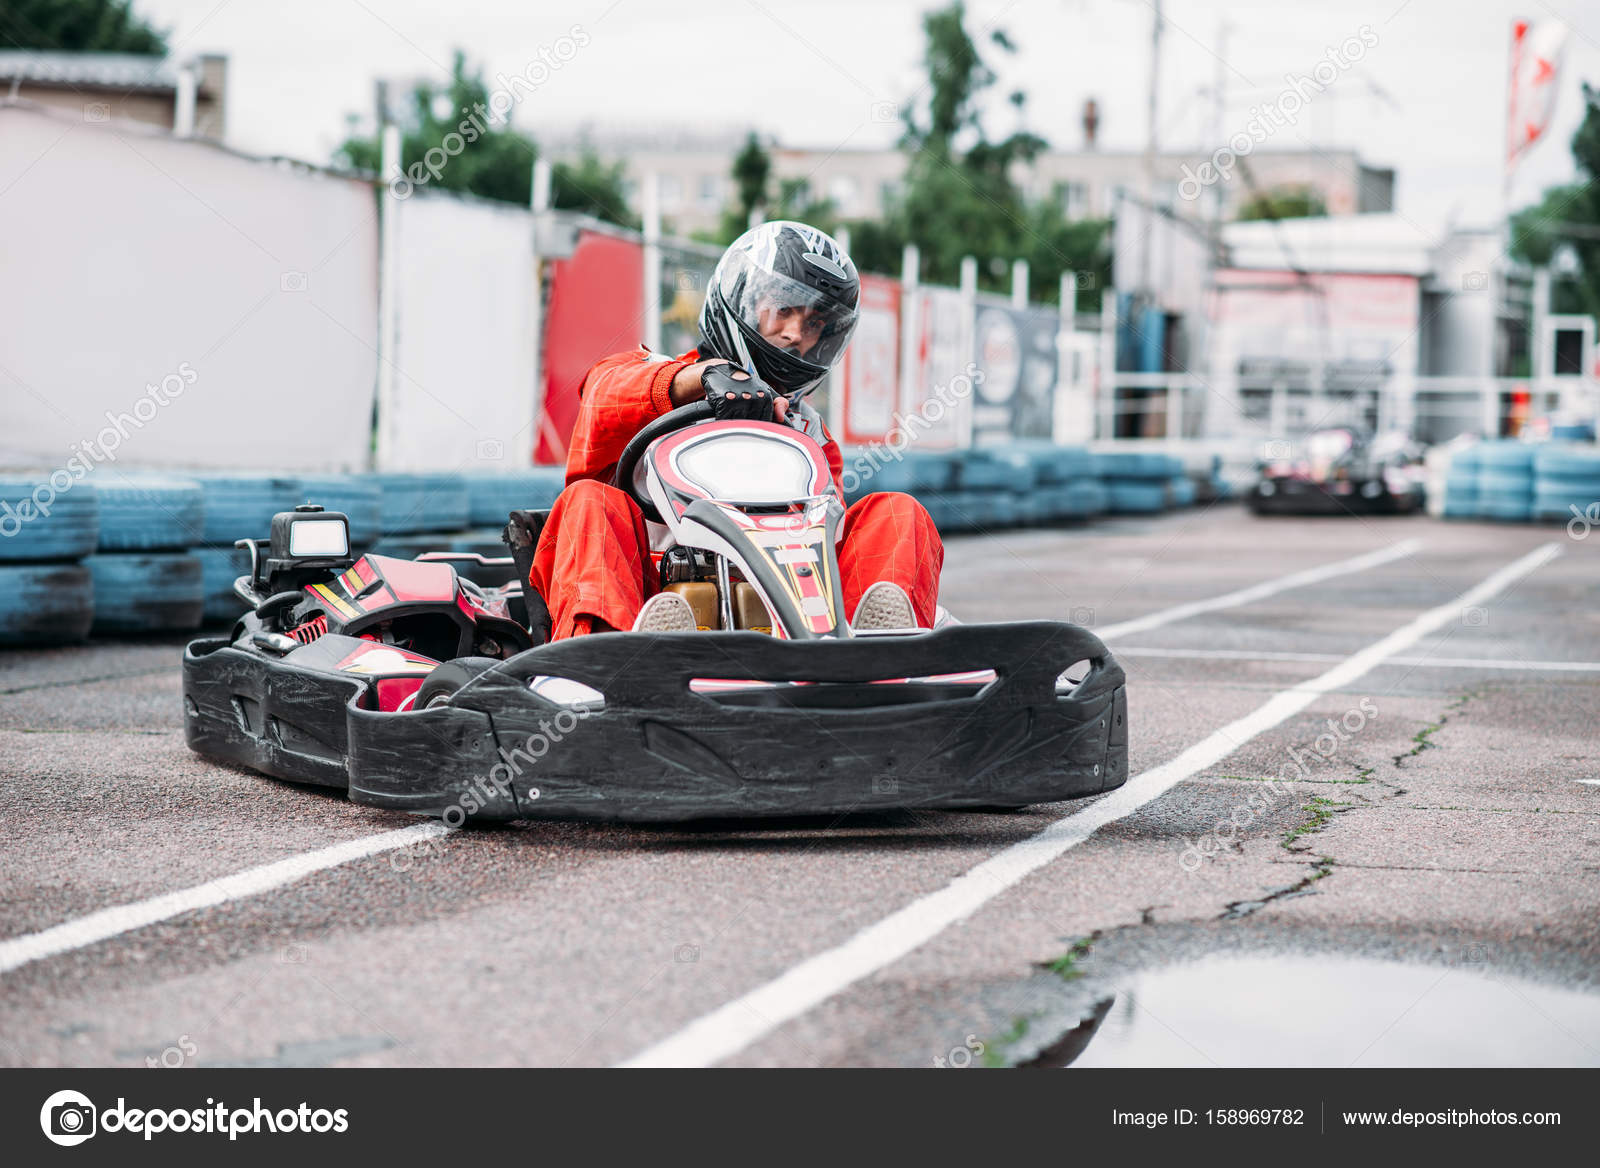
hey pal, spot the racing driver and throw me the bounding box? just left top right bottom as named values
left=528, top=220, right=943, bottom=637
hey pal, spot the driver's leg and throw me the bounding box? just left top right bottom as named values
left=529, top=479, right=659, bottom=639
left=837, top=491, right=943, bottom=628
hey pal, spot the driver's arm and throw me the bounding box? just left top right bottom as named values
left=565, top=348, right=715, bottom=484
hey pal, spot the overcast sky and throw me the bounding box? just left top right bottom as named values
left=135, top=0, right=1599, bottom=228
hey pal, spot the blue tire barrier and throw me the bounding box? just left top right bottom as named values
left=1440, top=487, right=1479, bottom=519
left=295, top=475, right=382, bottom=546
left=92, top=476, right=204, bottom=552
left=1532, top=481, right=1600, bottom=523
left=373, top=473, right=470, bottom=536
left=85, top=552, right=204, bottom=634
left=0, top=476, right=99, bottom=562
left=1105, top=481, right=1169, bottom=514
left=1009, top=442, right=1094, bottom=484
left=1168, top=477, right=1198, bottom=508
left=1532, top=443, right=1600, bottom=481
left=1475, top=440, right=1535, bottom=471
left=956, top=450, right=1029, bottom=492
left=193, top=545, right=252, bottom=625
left=1476, top=469, right=1534, bottom=496
left=188, top=474, right=301, bottom=544
left=462, top=469, right=566, bottom=527
left=852, top=449, right=959, bottom=496
left=1037, top=479, right=1107, bottom=520
left=368, top=531, right=462, bottom=559
left=1475, top=495, right=1534, bottom=522
left=0, top=562, right=94, bottom=645
left=1092, top=451, right=1174, bottom=481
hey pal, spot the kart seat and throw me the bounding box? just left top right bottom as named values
left=502, top=509, right=553, bottom=646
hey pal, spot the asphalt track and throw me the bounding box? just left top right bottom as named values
left=2, top=505, right=1596, bottom=1068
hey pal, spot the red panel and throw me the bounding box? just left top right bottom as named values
left=535, top=231, right=646, bottom=465
left=838, top=274, right=902, bottom=445
left=376, top=677, right=426, bottom=712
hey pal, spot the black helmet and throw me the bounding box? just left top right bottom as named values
left=697, top=220, right=860, bottom=397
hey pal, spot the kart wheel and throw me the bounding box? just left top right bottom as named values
left=415, top=657, right=502, bottom=709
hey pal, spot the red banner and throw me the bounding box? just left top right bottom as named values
left=535, top=231, right=645, bottom=466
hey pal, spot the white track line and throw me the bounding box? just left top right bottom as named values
left=619, top=542, right=1562, bottom=1067
left=1094, top=538, right=1422, bottom=641
left=1116, top=647, right=1600, bottom=672
left=0, top=823, right=450, bottom=976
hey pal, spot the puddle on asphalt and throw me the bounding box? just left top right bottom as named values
left=1032, top=954, right=1600, bottom=1067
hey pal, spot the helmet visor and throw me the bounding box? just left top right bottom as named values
left=717, top=251, right=859, bottom=373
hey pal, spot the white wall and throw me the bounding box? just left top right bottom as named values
left=381, top=192, right=539, bottom=470
left=0, top=104, right=378, bottom=471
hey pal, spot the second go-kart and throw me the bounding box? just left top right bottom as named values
left=183, top=403, right=1128, bottom=822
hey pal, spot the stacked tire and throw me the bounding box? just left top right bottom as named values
left=1011, top=442, right=1105, bottom=524
left=1532, top=444, right=1600, bottom=527
left=0, top=475, right=98, bottom=646
left=84, top=476, right=206, bottom=634
left=1473, top=442, right=1536, bottom=522
left=189, top=474, right=302, bottom=625
left=1093, top=451, right=1181, bottom=515
left=1440, top=445, right=1480, bottom=519
left=937, top=447, right=1026, bottom=531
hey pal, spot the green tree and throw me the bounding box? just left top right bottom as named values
left=1, top=0, right=167, bottom=53
left=890, top=1, right=1107, bottom=305
left=335, top=52, right=636, bottom=227
left=1512, top=84, right=1600, bottom=317
left=1236, top=187, right=1328, bottom=222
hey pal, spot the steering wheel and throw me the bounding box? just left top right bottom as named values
left=612, top=400, right=713, bottom=523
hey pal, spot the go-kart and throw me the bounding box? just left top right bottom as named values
left=1248, top=427, right=1425, bottom=517
left=183, top=403, right=1127, bottom=822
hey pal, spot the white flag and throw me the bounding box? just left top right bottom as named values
left=1506, top=18, right=1567, bottom=172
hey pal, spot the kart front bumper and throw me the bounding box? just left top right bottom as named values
left=184, top=621, right=1126, bottom=823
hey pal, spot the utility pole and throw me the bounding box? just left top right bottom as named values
left=1140, top=0, right=1164, bottom=298
left=1210, top=19, right=1230, bottom=258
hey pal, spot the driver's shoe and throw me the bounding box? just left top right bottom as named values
left=851, top=581, right=918, bottom=630
left=632, top=591, right=698, bottom=633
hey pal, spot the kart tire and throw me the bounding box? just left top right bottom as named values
left=0, top=562, right=94, bottom=645
left=463, top=470, right=565, bottom=527
left=414, top=657, right=503, bottom=710
left=957, top=451, right=1029, bottom=491
left=296, top=475, right=382, bottom=546
left=92, top=476, right=204, bottom=551
left=0, top=476, right=99, bottom=562
left=190, top=474, right=302, bottom=543
left=1532, top=481, right=1600, bottom=522
left=374, top=473, right=470, bottom=535
left=85, top=552, right=204, bottom=634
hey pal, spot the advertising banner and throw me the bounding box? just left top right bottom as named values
left=836, top=274, right=901, bottom=445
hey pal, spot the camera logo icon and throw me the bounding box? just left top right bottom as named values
left=475, top=438, right=505, bottom=461
left=1461, top=271, right=1488, bottom=291
left=83, top=103, right=110, bottom=123
left=869, top=100, right=899, bottom=123
left=40, top=1090, right=97, bottom=1146
left=280, top=271, right=309, bottom=293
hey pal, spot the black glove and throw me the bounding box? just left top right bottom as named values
left=702, top=364, right=779, bottom=423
